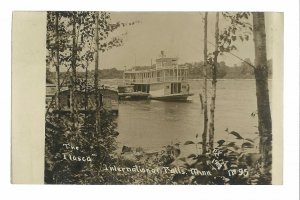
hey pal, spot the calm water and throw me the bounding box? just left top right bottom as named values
left=102, top=79, right=272, bottom=152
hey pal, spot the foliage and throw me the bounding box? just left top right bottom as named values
left=217, top=12, right=252, bottom=55
left=46, top=11, right=137, bottom=83
left=163, top=131, right=272, bottom=185
left=45, top=109, right=120, bottom=184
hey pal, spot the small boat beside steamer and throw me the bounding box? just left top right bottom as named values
left=120, top=51, right=193, bottom=101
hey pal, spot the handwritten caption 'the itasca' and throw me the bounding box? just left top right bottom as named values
left=62, top=143, right=97, bottom=162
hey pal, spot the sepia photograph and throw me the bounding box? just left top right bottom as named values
left=4, top=0, right=300, bottom=198
left=42, top=11, right=282, bottom=185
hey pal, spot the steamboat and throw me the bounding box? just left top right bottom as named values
left=122, top=51, right=193, bottom=101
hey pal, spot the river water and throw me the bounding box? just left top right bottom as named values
left=102, top=79, right=272, bottom=152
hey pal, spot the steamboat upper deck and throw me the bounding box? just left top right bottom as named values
left=124, top=52, right=189, bottom=84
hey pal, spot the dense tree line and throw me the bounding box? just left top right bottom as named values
left=46, top=59, right=272, bottom=82
left=187, top=59, right=272, bottom=79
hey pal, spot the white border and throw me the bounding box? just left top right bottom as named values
left=1, top=0, right=299, bottom=199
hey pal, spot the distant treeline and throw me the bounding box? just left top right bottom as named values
left=47, top=59, right=272, bottom=81
left=47, top=68, right=124, bottom=82
left=187, top=59, right=272, bottom=79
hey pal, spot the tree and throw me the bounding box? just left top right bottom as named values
left=252, top=12, right=272, bottom=183
left=92, top=11, right=133, bottom=134
left=46, top=11, right=69, bottom=110
left=54, top=12, right=61, bottom=110
left=94, top=11, right=101, bottom=135
left=208, top=12, right=219, bottom=151
left=206, top=12, right=252, bottom=150
left=217, top=12, right=272, bottom=183
left=201, top=12, right=208, bottom=154
left=70, top=12, right=77, bottom=121
left=206, top=12, right=249, bottom=150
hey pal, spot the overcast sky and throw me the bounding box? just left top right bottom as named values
left=96, top=12, right=277, bottom=70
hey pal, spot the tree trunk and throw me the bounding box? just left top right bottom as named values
left=55, top=12, right=60, bottom=110
left=85, top=62, right=88, bottom=111
left=202, top=12, right=208, bottom=154
left=252, top=12, right=272, bottom=182
left=70, top=12, right=77, bottom=120
left=94, top=11, right=101, bottom=135
left=208, top=12, right=219, bottom=151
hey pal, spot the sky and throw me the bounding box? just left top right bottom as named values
left=95, top=12, right=278, bottom=70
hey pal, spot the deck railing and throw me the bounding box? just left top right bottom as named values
left=124, top=76, right=188, bottom=84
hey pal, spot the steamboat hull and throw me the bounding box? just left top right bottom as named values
left=150, top=93, right=193, bottom=101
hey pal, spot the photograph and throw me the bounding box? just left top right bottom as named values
left=42, top=11, right=282, bottom=185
